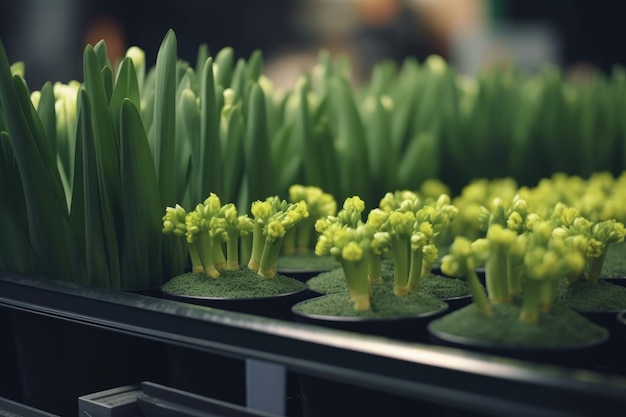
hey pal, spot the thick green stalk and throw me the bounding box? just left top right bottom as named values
left=506, top=257, right=523, bottom=297
left=248, top=222, right=265, bottom=271
left=368, top=253, right=383, bottom=285
left=585, top=249, right=607, bottom=283
left=392, top=240, right=410, bottom=296
left=188, top=242, right=203, bottom=274
left=466, top=268, right=492, bottom=317
left=408, top=249, right=424, bottom=293
left=225, top=230, right=240, bottom=270
left=519, top=280, right=542, bottom=323
left=341, top=257, right=371, bottom=311
left=540, top=278, right=560, bottom=314
left=196, top=234, right=219, bottom=279
left=258, top=237, right=283, bottom=278
left=485, top=246, right=511, bottom=303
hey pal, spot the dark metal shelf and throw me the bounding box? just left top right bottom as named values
left=1, top=273, right=625, bottom=417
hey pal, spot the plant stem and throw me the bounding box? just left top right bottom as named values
left=519, top=280, right=541, bottom=323
left=258, top=237, right=283, bottom=278
left=585, top=249, right=607, bottom=283
left=408, top=249, right=424, bottom=293
left=368, top=254, right=383, bottom=284
left=466, top=268, right=492, bottom=317
left=485, top=246, right=511, bottom=303
left=188, top=243, right=203, bottom=273
left=392, top=243, right=410, bottom=296
left=248, top=222, right=265, bottom=271
left=341, top=257, right=371, bottom=311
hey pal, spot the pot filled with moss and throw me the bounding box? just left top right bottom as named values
left=428, top=200, right=610, bottom=370
left=292, top=195, right=452, bottom=342
left=161, top=193, right=313, bottom=320
left=304, top=191, right=472, bottom=311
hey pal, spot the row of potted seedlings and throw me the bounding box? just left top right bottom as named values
left=2, top=27, right=626, bottom=415
left=159, top=176, right=626, bottom=363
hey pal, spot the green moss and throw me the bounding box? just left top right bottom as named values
left=276, top=253, right=340, bottom=271
left=292, top=291, right=447, bottom=319
left=161, top=268, right=306, bottom=299
left=602, top=243, right=626, bottom=278
left=306, top=268, right=349, bottom=294
left=306, top=261, right=470, bottom=301
left=419, top=275, right=471, bottom=299
left=557, top=279, right=626, bottom=312
left=429, top=303, right=608, bottom=348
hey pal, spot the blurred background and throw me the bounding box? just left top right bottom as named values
left=1, top=0, right=625, bottom=90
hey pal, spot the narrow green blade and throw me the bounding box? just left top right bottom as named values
left=119, top=98, right=163, bottom=288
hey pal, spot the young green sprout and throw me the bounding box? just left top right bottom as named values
left=481, top=197, right=530, bottom=302
left=209, top=203, right=254, bottom=270
left=441, top=236, right=492, bottom=316
left=283, top=184, right=337, bottom=255
left=162, top=194, right=253, bottom=278
left=248, top=196, right=287, bottom=271
left=376, top=193, right=440, bottom=296
left=419, top=194, right=459, bottom=277
left=551, top=205, right=626, bottom=284
left=252, top=198, right=309, bottom=278
left=162, top=198, right=223, bottom=279
left=315, top=197, right=374, bottom=311
left=520, top=222, right=585, bottom=323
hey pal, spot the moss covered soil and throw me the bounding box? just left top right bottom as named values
left=429, top=303, right=608, bottom=348
left=306, top=262, right=471, bottom=301
left=557, top=278, right=626, bottom=312
left=161, top=268, right=306, bottom=299
left=276, top=253, right=340, bottom=271
left=602, top=242, right=626, bottom=278
left=292, top=291, right=447, bottom=319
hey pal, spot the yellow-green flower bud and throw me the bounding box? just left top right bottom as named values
left=342, top=241, right=363, bottom=262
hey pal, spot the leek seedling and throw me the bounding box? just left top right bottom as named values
left=441, top=236, right=491, bottom=316
left=315, top=196, right=374, bottom=311
left=163, top=194, right=253, bottom=278
left=282, top=184, right=337, bottom=255
left=255, top=199, right=309, bottom=278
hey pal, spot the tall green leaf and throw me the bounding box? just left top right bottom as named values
left=119, top=99, right=163, bottom=288
left=200, top=56, right=221, bottom=198
left=153, top=29, right=185, bottom=278
left=245, top=83, right=272, bottom=203
left=0, top=39, right=82, bottom=280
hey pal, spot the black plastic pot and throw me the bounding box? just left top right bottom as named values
left=429, top=324, right=608, bottom=368
left=292, top=296, right=449, bottom=343
left=162, top=287, right=312, bottom=322
left=427, top=304, right=610, bottom=372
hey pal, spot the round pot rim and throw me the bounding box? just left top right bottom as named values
left=276, top=266, right=335, bottom=275
left=291, top=294, right=449, bottom=323
left=427, top=321, right=610, bottom=351
left=161, top=285, right=308, bottom=302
